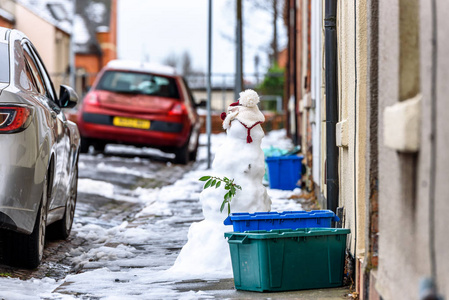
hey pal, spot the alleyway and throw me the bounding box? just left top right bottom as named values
left=0, top=132, right=351, bottom=299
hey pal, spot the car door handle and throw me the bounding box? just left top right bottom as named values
left=51, top=111, right=57, bottom=119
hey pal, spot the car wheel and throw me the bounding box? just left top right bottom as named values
left=174, top=141, right=189, bottom=164
left=80, top=137, right=89, bottom=153
left=48, top=164, right=77, bottom=240
left=93, top=142, right=106, bottom=153
left=1, top=176, right=48, bottom=268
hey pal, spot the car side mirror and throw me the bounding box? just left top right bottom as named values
left=59, top=85, right=79, bottom=108
left=196, top=99, right=207, bottom=108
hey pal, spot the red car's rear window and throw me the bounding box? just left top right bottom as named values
left=96, top=70, right=180, bottom=99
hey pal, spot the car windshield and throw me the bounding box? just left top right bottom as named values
left=0, top=43, right=9, bottom=83
left=97, top=70, right=180, bottom=99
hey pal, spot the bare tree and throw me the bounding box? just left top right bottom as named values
left=162, top=51, right=205, bottom=88
left=246, top=0, right=284, bottom=66
left=162, top=52, right=179, bottom=69
left=181, top=51, right=193, bottom=76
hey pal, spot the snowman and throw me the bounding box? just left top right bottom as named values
left=168, top=89, right=271, bottom=277
left=202, top=89, right=271, bottom=218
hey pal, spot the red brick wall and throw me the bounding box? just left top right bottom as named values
left=0, top=17, right=13, bottom=29
left=96, top=0, right=117, bottom=68
left=75, top=54, right=102, bottom=86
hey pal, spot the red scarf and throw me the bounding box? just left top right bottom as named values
left=239, top=121, right=263, bottom=143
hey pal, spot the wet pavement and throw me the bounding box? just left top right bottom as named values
left=0, top=148, right=192, bottom=281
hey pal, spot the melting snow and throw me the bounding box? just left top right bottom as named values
left=0, top=129, right=302, bottom=299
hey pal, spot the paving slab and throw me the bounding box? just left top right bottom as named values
left=174, top=278, right=353, bottom=299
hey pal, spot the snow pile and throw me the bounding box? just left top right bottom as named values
left=0, top=277, right=60, bottom=300
left=169, top=91, right=272, bottom=277
left=261, top=128, right=294, bottom=150
left=78, top=179, right=115, bottom=198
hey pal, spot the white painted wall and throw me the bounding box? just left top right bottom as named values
left=311, top=0, right=322, bottom=187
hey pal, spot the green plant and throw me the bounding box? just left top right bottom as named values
left=199, top=176, right=242, bottom=215
left=256, top=64, right=284, bottom=96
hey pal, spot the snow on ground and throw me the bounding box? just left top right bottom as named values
left=0, top=129, right=303, bottom=299
left=105, top=144, right=175, bottom=159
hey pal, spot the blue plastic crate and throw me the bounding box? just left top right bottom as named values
left=223, top=210, right=339, bottom=232
left=265, top=155, right=303, bottom=190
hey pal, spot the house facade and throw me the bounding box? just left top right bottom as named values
left=0, top=0, right=117, bottom=96
left=74, top=0, right=117, bottom=92
left=284, top=0, right=449, bottom=299
left=0, top=0, right=14, bottom=28
left=14, top=1, right=71, bottom=91
left=0, top=0, right=73, bottom=91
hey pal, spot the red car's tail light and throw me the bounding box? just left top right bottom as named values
left=168, top=103, right=187, bottom=116
left=0, top=105, right=33, bottom=133
left=84, top=92, right=100, bottom=106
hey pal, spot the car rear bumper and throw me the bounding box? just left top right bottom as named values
left=78, top=112, right=189, bottom=148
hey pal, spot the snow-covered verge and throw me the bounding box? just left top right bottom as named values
left=0, top=129, right=303, bottom=299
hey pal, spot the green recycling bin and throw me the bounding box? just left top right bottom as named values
left=224, top=228, right=350, bottom=292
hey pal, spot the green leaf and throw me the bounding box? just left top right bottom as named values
left=215, top=181, right=221, bottom=188
left=223, top=177, right=229, bottom=182
left=211, top=179, right=216, bottom=187
left=199, top=176, right=211, bottom=181
left=225, top=185, right=230, bottom=190
left=220, top=200, right=226, bottom=213
left=204, top=179, right=213, bottom=189
left=227, top=203, right=231, bottom=215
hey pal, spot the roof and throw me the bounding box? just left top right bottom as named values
left=16, top=0, right=113, bottom=55
left=106, top=60, right=177, bottom=76
left=74, top=0, right=111, bottom=54
left=17, top=0, right=73, bottom=34
left=0, top=8, right=15, bottom=23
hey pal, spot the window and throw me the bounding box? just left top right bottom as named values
left=23, top=49, right=46, bottom=95
left=22, top=62, right=39, bottom=93
left=0, top=42, right=9, bottom=83
left=24, top=42, right=57, bottom=101
left=97, top=71, right=180, bottom=99
left=182, top=78, right=196, bottom=107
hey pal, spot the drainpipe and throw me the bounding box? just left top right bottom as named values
left=324, top=0, right=338, bottom=213
left=285, top=1, right=291, bottom=138
left=293, top=0, right=298, bottom=145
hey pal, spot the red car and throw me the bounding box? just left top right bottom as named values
left=77, top=60, right=201, bottom=164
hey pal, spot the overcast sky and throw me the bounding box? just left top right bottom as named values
left=117, top=0, right=286, bottom=76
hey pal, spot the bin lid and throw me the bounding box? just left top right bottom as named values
left=224, top=227, right=351, bottom=240
left=223, top=210, right=340, bottom=226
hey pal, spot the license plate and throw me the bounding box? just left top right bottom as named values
left=113, top=117, right=150, bottom=129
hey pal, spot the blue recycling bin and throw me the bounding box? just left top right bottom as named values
left=265, top=155, right=303, bottom=190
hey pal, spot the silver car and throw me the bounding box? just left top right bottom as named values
left=0, top=27, right=80, bottom=268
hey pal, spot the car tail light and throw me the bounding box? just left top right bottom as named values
left=0, top=105, right=33, bottom=133
left=168, top=103, right=187, bottom=116
left=83, top=92, right=100, bottom=106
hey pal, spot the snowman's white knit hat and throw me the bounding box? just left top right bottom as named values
left=239, top=89, right=260, bottom=107
left=222, top=89, right=265, bottom=143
